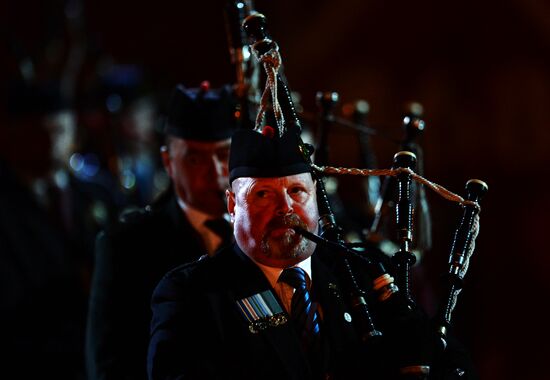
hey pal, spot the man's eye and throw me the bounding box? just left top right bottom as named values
left=290, top=187, right=305, bottom=194
left=255, top=189, right=276, bottom=199
left=289, top=187, right=308, bottom=201
left=256, top=190, right=268, bottom=198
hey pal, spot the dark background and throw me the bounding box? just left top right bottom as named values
left=3, top=0, right=550, bottom=379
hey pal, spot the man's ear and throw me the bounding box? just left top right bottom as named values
left=160, top=146, right=172, bottom=178
left=226, top=189, right=235, bottom=217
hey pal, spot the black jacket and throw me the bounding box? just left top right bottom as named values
left=147, top=244, right=477, bottom=380
left=86, top=190, right=208, bottom=380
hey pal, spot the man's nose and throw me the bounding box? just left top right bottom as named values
left=211, top=155, right=228, bottom=176
left=275, top=193, right=294, bottom=216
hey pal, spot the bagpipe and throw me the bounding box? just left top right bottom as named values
left=226, top=3, right=487, bottom=378
left=223, top=0, right=261, bottom=131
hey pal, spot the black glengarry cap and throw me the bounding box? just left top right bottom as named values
left=164, top=82, right=237, bottom=141
left=229, top=126, right=311, bottom=185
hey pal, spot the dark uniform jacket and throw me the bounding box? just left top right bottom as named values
left=0, top=163, right=117, bottom=379
left=86, top=190, right=208, bottom=380
left=147, top=244, right=478, bottom=380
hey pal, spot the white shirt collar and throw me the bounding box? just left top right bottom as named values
left=176, top=197, right=229, bottom=255
left=252, top=256, right=313, bottom=289
left=177, top=197, right=211, bottom=231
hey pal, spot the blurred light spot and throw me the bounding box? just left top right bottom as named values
left=341, top=103, right=354, bottom=117
left=407, top=101, right=424, bottom=117
left=355, top=100, right=370, bottom=114
left=379, top=239, right=399, bottom=256
left=325, top=177, right=338, bottom=194
left=243, top=45, right=251, bottom=60
left=70, top=153, right=84, bottom=172
left=82, top=154, right=100, bottom=177
left=92, top=201, right=108, bottom=225
left=54, top=170, right=69, bottom=188
left=153, top=171, right=170, bottom=196
left=367, top=176, right=380, bottom=206
left=122, top=170, right=136, bottom=190
left=237, top=1, right=244, bottom=9
left=345, top=231, right=361, bottom=244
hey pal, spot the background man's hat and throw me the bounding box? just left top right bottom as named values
left=229, top=126, right=311, bottom=185
left=164, top=81, right=237, bottom=141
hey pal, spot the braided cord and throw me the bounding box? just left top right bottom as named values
left=459, top=213, right=480, bottom=278
left=312, top=164, right=480, bottom=210
left=253, top=42, right=285, bottom=136
left=311, top=164, right=481, bottom=264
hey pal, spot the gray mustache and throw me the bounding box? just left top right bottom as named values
left=265, top=214, right=307, bottom=232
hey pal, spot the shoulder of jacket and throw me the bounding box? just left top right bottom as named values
left=164, top=246, right=233, bottom=285
left=166, top=254, right=211, bottom=277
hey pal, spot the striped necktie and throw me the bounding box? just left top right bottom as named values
left=278, top=267, right=321, bottom=352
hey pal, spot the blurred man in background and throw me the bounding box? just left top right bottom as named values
left=86, top=82, right=237, bottom=380
left=0, top=79, right=118, bottom=379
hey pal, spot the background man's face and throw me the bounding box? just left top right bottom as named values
left=163, top=137, right=231, bottom=217
left=228, top=173, right=319, bottom=268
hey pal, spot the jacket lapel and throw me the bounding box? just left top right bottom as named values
left=163, top=194, right=207, bottom=262
left=225, top=247, right=311, bottom=379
